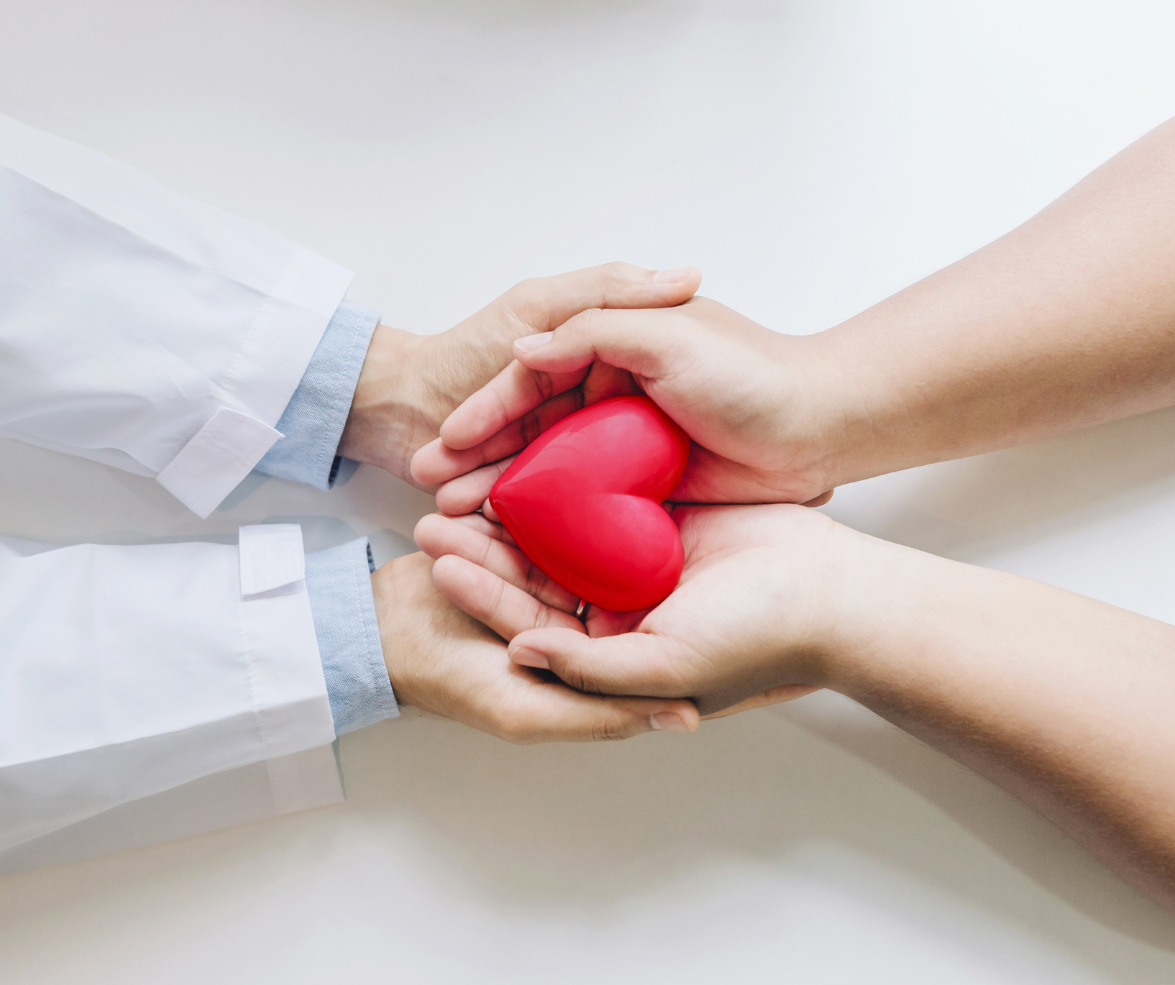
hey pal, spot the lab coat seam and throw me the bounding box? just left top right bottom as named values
left=237, top=581, right=276, bottom=770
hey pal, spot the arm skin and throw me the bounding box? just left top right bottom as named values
left=415, top=505, right=1175, bottom=911
left=414, top=117, right=1175, bottom=510
left=816, top=114, right=1175, bottom=489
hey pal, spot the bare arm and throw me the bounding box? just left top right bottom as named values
left=417, top=504, right=1175, bottom=910
left=821, top=116, right=1175, bottom=485
left=830, top=530, right=1175, bottom=911
left=418, top=118, right=1175, bottom=508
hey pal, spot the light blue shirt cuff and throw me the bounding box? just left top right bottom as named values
left=255, top=299, right=380, bottom=490
left=305, top=537, right=399, bottom=735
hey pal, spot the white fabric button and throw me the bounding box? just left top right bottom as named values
left=238, top=524, right=306, bottom=597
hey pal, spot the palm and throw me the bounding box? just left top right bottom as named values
left=617, top=506, right=833, bottom=713
left=416, top=504, right=834, bottom=718
left=372, top=552, right=698, bottom=742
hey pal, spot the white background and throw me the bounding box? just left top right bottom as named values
left=3, top=0, right=1175, bottom=980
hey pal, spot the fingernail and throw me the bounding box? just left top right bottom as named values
left=650, top=712, right=691, bottom=732
left=510, top=645, right=550, bottom=670
left=515, top=332, right=554, bottom=353
left=653, top=266, right=695, bottom=284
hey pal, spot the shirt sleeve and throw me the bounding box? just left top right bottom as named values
left=254, top=300, right=380, bottom=490
left=304, top=538, right=399, bottom=734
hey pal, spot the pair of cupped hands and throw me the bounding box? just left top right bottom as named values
left=347, top=262, right=860, bottom=744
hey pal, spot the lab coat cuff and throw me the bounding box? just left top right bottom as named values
left=305, top=537, right=399, bottom=735
left=255, top=300, right=380, bottom=491
left=236, top=525, right=338, bottom=757
left=154, top=249, right=354, bottom=517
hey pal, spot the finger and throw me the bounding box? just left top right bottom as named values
left=416, top=515, right=578, bottom=611
left=700, top=685, right=822, bottom=720
left=432, top=456, right=517, bottom=515
left=510, top=305, right=688, bottom=379
left=444, top=511, right=517, bottom=547
left=434, top=360, right=587, bottom=455
left=490, top=677, right=699, bottom=743
left=432, top=554, right=584, bottom=640
left=502, top=261, right=702, bottom=335
left=509, top=628, right=687, bottom=698
left=421, top=380, right=583, bottom=485
left=422, top=361, right=641, bottom=487
left=802, top=490, right=834, bottom=508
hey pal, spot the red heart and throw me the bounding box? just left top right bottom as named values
left=489, top=395, right=690, bottom=612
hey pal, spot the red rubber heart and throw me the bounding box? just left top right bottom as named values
left=489, top=395, right=690, bottom=612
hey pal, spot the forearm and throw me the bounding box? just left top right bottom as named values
left=829, top=531, right=1175, bottom=908
left=812, top=117, right=1175, bottom=487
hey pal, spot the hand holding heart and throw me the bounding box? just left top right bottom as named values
left=410, top=296, right=842, bottom=514
left=340, top=261, right=702, bottom=486
left=414, top=503, right=852, bottom=717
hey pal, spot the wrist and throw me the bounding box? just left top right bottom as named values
left=816, top=526, right=949, bottom=697
left=763, top=328, right=877, bottom=499
left=370, top=556, right=419, bottom=709
left=339, top=324, right=428, bottom=481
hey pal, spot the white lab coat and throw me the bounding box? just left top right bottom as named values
left=0, top=115, right=350, bottom=871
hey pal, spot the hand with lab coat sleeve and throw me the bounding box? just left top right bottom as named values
left=0, top=112, right=702, bottom=517
left=0, top=529, right=697, bottom=864
left=0, top=114, right=705, bottom=865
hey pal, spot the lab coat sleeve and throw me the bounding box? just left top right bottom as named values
left=0, top=113, right=353, bottom=518
left=0, top=526, right=337, bottom=855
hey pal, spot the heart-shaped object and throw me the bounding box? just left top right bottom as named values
left=489, top=395, right=690, bottom=612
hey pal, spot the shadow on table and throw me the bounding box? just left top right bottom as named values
left=340, top=701, right=1175, bottom=981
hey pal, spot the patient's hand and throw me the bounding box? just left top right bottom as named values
left=414, top=504, right=847, bottom=717
left=410, top=297, right=842, bottom=513
left=370, top=551, right=699, bottom=741
left=338, top=263, right=701, bottom=485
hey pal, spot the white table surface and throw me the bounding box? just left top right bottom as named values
left=3, top=0, right=1175, bottom=980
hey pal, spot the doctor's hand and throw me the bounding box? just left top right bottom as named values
left=369, top=551, right=699, bottom=742
left=337, top=263, right=701, bottom=486
left=410, top=297, right=841, bottom=512
left=414, top=504, right=843, bottom=717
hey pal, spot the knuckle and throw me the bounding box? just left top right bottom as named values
left=507, top=276, right=542, bottom=303
left=523, top=563, right=549, bottom=601
left=518, top=408, right=545, bottom=447
left=489, top=709, right=528, bottom=744
left=576, top=306, right=606, bottom=334
left=560, top=661, right=601, bottom=696
left=533, top=371, right=558, bottom=401
left=475, top=574, right=507, bottom=623
left=591, top=715, right=633, bottom=742
left=599, top=261, right=630, bottom=301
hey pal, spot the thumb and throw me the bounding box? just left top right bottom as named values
left=509, top=627, right=686, bottom=700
